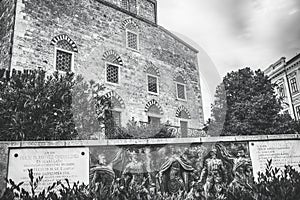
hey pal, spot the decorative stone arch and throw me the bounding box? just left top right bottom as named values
left=144, top=62, right=160, bottom=76
left=173, top=73, right=187, bottom=84
left=176, top=106, right=191, bottom=119
left=51, top=34, right=78, bottom=52
left=145, top=99, right=163, bottom=115
left=102, top=50, right=123, bottom=66
left=103, top=91, right=125, bottom=109
left=122, top=18, right=139, bottom=31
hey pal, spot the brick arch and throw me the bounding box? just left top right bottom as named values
left=122, top=18, right=139, bottom=31
left=102, top=50, right=123, bottom=66
left=51, top=34, right=78, bottom=52
left=103, top=91, right=125, bottom=109
left=176, top=106, right=191, bottom=119
left=173, top=73, right=187, bottom=84
left=145, top=99, right=163, bottom=115
left=144, top=62, right=160, bottom=76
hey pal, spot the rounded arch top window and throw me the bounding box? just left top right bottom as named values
left=51, top=34, right=78, bottom=73
left=123, top=19, right=139, bottom=51
left=175, top=75, right=187, bottom=101
left=146, top=65, right=160, bottom=95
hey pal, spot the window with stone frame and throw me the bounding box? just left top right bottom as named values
left=177, top=109, right=190, bottom=137
left=180, top=121, right=188, bottom=137
left=126, top=30, right=138, bottom=50
left=147, top=75, right=158, bottom=94
left=55, top=40, right=74, bottom=72
left=175, top=76, right=187, bottom=100
left=121, top=0, right=137, bottom=13
left=146, top=66, right=159, bottom=94
left=106, top=63, right=120, bottom=84
left=121, top=0, right=130, bottom=10
left=290, top=77, right=298, bottom=94
left=148, top=116, right=160, bottom=127
left=146, top=104, right=162, bottom=127
left=105, top=95, right=124, bottom=132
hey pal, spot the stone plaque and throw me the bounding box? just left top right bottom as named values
left=249, top=140, right=300, bottom=179
left=7, top=147, right=89, bottom=193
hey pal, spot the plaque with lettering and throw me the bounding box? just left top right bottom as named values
left=249, top=140, right=300, bottom=179
left=7, top=147, right=89, bottom=193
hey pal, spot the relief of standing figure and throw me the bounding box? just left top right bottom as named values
left=158, top=154, right=194, bottom=194
left=216, top=144, right=253, bottom=191
left=90, top=154, right=115, bottom=199
left=199, top=146, right=227, bottom=199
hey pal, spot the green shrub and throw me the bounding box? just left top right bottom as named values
left=0, top=69, right=108, bottom=141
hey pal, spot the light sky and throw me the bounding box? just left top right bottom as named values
left=157, top=0, right=300, bottom=121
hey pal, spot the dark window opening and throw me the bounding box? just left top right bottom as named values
left=56, top=50, right=72, bottom=72
left=106, top=64, right=119, bottom=84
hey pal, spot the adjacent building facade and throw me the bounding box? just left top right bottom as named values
left=264, top=54, right=300, bottom=120
left=0, top=0, right=205, bottom=137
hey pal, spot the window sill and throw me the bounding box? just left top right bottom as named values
left=105, top=81, right=120, bottom=87
left=176, top=98, right=187, bottom=102
left=126, top=47, right=140, bottom=53
left=148, top=91, right=159, bottom=96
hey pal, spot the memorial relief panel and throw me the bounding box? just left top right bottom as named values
left=6, top=139, right=299, bottom=199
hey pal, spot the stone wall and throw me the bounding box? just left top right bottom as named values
left=100, top=0, right=156, bottom=23
left=1, top=134, right=300, bottom=196
left=0, top=0, right=16, bottom=70
left=9, top=0, right=204, bottom=133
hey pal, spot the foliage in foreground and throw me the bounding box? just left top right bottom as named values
left=2, top=161, right=300, bottom=200
left=208, top=67, right=300, bottom=136
left=0, top=69, right=177, bottom=141
left=105, top=118, right=176, bottom=139
left=0, top=69, right=108, bottom=141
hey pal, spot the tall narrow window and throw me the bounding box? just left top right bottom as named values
left=51, top=35, right=78, bottom=72
left=175, top=76, right=187, bottom=100
left=104, top=94, right=125, bottom=137
left=290, top=77, right=298, bottom=93
left=126, top=30, right=138, bottom=50
left=106, top=63, right=120, bottom=84
left=148, top=75, right=158, bottom=93
left=176, top=106, right=191, bottom=138
left=145, top=100, right=163, bottom=128
left=146, top=65, right=159, bottom=94
left=296, top=106, right=300, bottom=120
left=103, top=50, right=123, bottom=86
left=180, top=121, right=188, bottom=137
left=278, top=84, right=285, bottom=97
left=123, top=19, right=139, bottom=51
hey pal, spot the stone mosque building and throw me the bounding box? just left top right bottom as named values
left=0, top=0, right=204, bottom=137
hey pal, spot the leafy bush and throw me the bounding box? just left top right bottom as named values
left=3, top=161, right=300, bottom=200
left=225, top=160, right=300, bottom=200
left=105, top=118, right=176, bottom=139
left=0, top=69, right=108, bottom=141
left=1, top=169, right=92, bottom=200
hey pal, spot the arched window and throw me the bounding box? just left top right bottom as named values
left=175, top=75, right=187, bottom=100
left=103, top=91, right=125, bottom=127
left=122, top=19, right=139, bottom=51
left=146, top=64, right=160, bottom=94
left=145, top=100, right=163, bottom=127
left=51, top=34, right=78, bottom=72
left=110, top=96, right=123, bottom=126
left=176, top=106, right=191, bottom=137
left=103, top=50, right=123, bottom=85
